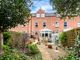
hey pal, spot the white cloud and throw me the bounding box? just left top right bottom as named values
left=30, top=0, right=54, bottom=13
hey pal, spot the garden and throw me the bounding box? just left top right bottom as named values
left=0, top=31, right=42, bottom=60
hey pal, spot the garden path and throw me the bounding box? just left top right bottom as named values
left=37, top=44, right=52, bottom=60
left=37, top=43, right=67, bottom=60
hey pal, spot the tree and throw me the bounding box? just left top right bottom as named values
left=50, top=0, right=80, bottom=18
left=0, top=0, right=32, bottom=51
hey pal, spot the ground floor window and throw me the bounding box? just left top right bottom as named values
left=45, top=33, right=48, bottom=37
left=41, top=33, right=52, bottom=38
left=42, top=33, right=44, bottom=37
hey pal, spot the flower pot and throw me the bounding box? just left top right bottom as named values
left=48, top=45, right=53, bottom=49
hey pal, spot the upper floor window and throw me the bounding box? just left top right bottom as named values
left=41, top=14, right=45, bottom=17
left=43, top=22, right=46, bottom=28
left=34, top=21, right=38, bottom=27
left=36, top=14, right=40, bottom=17
left=64, top=21, right=67, bottom=28
left=36, top=14, right=45, bottom=17
left=55, top=21, right=59, bottom=27
left=77, top=22, right=80, bottom=27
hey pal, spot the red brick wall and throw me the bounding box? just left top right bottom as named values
left=10, top=9, right=80, bottom=34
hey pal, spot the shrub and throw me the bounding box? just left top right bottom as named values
left=2, top=45, right=10, bottom=53
left=59, top=32, right=67, bottom=42
left=0, top=49, right=31, bottom=60
left=0, top=44, right=42, bottom=60
left=27, top=44, right=39, bottom=54
left=59, top=32, right=67, bottom=47
left=3, top=32, right=11, bottom=45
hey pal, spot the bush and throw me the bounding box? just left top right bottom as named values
left=59, top=32, right=67, bottom=42
left=0, top=49, right=31, bottom=60
left=27, top=44, right=39, bottom=54
left=0, top=44, right=42, bottom=60
left=2, top=45, right=10, bottom=53
left=59, top=32, right=67, bottom=47
left=3, top=32, right=11, bottom=45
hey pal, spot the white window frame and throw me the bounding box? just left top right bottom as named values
left=36, top=14, right=40, bottom=17
left=55, top=21, right=59, bottom=27
left=77, top=22, right=80, bottom=27
left=41, top=14, right=45, bottom=17
left=42, top=21, right=46, bottom=28
left=34, top=21, right=38, bottom=27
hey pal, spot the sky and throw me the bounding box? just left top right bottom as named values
left=30, top=0, right=55, bottom=13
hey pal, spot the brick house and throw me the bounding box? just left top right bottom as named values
left=11, top=9, right=80, bottom=39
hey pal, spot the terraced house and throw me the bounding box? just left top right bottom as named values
left=11, top=9, right=80, bottom=39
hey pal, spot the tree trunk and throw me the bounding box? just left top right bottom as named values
left=0, top=31, right=3, bottom=54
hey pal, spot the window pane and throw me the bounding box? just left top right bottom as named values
left=43, top=22, right=46, bottom=27
left=45, top=33, right=48, bottom=37
left=42, top=33, right=44, bottom=37
left=64, top=22, right=67, bottom=28
left=34, top=22, right=38, bottom=27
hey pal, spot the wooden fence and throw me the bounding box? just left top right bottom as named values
left=65, top=27, right=80, bottom=47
